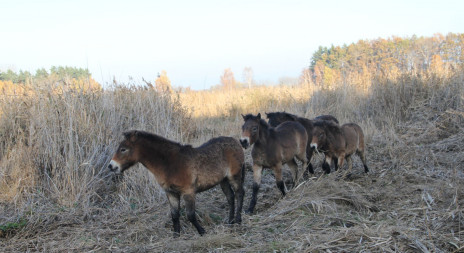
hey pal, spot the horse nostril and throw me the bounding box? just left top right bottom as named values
left=108, top=164, right=113, bottom=170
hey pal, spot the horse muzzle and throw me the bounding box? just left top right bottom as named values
left=310, top=143, right=317, bottom=150
left=108, top=160, right=123, bottom=174
left=239, top=138, right=250, bottom=149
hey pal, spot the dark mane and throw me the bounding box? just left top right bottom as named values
left=242, top=114, right=256, bottom=121
left=242, top=114, right=270, bottom=131
left=124, top=130, right=191, bottom=149
left=259, top=118, right=270, bottom=131
left=266, top=111, right=298, bottom=120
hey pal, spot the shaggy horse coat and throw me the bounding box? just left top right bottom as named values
left=310, top=121, right=369, bottom=174
left=240, top=113, right=308, bottom=214
left=266, top=111, right=339, bottom=174
left=108, top=130, right=245, bottom=236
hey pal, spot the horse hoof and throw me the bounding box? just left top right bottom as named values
left=245, top=209, right=253, bottom=215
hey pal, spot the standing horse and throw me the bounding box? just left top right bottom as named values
left=265, top=111, right=339, bottom=174
left=310, top=120, right=369, bottom=174
left=240, top=113, right=308, bottom=214
left=108, top=130, right=245, bottom=236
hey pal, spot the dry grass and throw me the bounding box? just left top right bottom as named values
left=0, top=70, right=463, bottom=252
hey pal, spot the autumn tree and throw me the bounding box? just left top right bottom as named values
left=220, top=68, right=237, bottom=90
left=299, top=68, right=313, bottom=86
left=242, top=67, right=253, bottom=88
left=155, top=70, right=173, bottom=94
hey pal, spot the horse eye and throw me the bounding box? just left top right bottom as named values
left=252, top=127, right=258, bottom=132
left=120, top=148, right=127, bottom=152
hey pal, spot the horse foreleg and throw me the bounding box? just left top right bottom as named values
left=273, top=163, right=285, bottom=196
left=246, top=164, right=262, bottom=214
left=322, top=155, right=332, bottom=174
left=333, top=157, right=339, bottom=171
left=220, top=179, right=235, bottom=224
left=183, top=193, right=205, bottom=235
left=166, top=191, right=181, bottom=237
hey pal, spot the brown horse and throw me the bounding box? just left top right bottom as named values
left=240, top=113, right=308, bottom=214
left=108, top=130, right=245, bottom=236
left=309, top=120, right=369, bottom=174
left=265, top=111, right=339, bottom=174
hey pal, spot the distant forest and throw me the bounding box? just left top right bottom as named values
left=0, top=66, right=100, bottom=92
left=302, top=33, right=463, bottom=87
left=0, top=66, right=92, bottom=84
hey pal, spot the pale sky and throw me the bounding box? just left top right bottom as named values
left=1, top=0, right=463, bottom=90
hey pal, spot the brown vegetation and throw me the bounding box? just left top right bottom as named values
left=1, top=34, right=463, bottom=251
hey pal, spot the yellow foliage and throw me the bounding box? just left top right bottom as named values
left=155, top=70, right=173, bottom=94
left=178, top=84, right=316, bottom=118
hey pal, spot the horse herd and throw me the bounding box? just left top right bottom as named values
left=108, top=111, right=369, bottom=236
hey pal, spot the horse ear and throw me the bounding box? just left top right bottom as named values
left=257, top=113, right=261, bottom=119
left=123, top=131, right=132, bottom=140
left=123, top=130, right=138, bottom=142
left=241, top=114, right=246, bottom=120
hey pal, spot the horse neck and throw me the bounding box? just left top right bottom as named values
left=256, top=121, right=270, bottom=146
left=136, top=136, right=181, bottom=169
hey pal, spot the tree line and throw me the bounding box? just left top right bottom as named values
left=0, top=66, right=92, bottom=84
left=301, top=33, right=464, bottom=88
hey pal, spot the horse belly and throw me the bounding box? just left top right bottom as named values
left=194, top=164, right=227, bottom=193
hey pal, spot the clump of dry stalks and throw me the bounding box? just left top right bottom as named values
left=0, top=71, right=463, bottom=252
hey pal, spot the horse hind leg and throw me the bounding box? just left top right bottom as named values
left=357, top=150, right=369, bottom=173
left=182, top=193, right=205, bottom=235
left=344, top=155, right=353, bottom=178
left=305, top=146, right=315, bottom=175
left=228, top=164, right=245, bottom=223
left=166, top=191, right=181, bottom=237
left=287, top=159, right=299, bottom=188
left=220, top=179, right=235, bottom=224
left=246, top=164, right=263, bottom=214
left=346, top=155, right=353, bottom=171
left=272, top=163, right=286, bottom=196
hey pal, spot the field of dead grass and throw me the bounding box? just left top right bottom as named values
left=0, top=71, right=463, bottom=252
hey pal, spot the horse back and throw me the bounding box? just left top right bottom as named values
left=314, top=115, right=339, bottom=124
left=275, top=121, right=307, bottom=141
left=273, top=121, right=308, bottom=157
